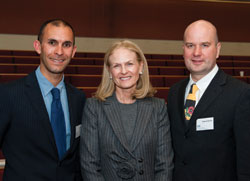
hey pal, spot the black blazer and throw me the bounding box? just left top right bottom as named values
left=167, top=70, right=250, bottom=181
left=0, top=71, right=86, bottom=181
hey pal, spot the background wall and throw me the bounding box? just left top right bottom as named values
left=1, top=0, right=250, bottom=55
left=1, top=34, right=250, bottom=56
left=1, top=0, right=250, bottom=41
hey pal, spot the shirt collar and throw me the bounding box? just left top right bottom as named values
left=35, top=66, right=65, bottom=96
left=188, top=64, right=219, bottom=91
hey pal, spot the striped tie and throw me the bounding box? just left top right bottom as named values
left=184, top=84, right=198, bottom=123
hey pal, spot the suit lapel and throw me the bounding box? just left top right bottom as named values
left=24, top=72, right=57, bottom=151
left=65, top=84, right=78, bottom=147
left=186, top=70, right=226, bottom=131
left=130, top=98, right=152, bottom=151
left=103, top=95, right=132, bottom=153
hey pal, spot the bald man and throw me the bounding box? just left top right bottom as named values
left=167, top=20, right=250, bottom=181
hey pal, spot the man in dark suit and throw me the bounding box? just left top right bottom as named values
left=167, top=19, right=250, bottom=181
left=0, top=19, right=85, bottom=181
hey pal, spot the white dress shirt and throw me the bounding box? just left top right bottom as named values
left=184, top=64, right=219, bottom=106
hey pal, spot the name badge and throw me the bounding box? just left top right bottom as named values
left=75, top=124, right=82, bottom=138
left=196, top=117, right=214, bottom=131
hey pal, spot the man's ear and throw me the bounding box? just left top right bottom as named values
left=71, top=45, right=77, bottom=58
left=216, top=42, right=221, bottom=59
left=33, top=40, right=41, bottom=55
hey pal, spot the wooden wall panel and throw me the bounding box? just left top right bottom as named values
left=0, top=0, right=250, bottom=42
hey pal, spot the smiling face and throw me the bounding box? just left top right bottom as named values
left=34, top=23, right=76, bottom=80
left=183, top=20, right=221, bottom=81
left=109, top=47, right=143, bottom=93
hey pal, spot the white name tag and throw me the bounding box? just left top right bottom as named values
left=196, top=117, right=214, bottom=131
left=75, top=124, right=82, bottom=138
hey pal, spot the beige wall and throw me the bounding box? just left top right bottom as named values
left=1, top=34, right=250, bottom=56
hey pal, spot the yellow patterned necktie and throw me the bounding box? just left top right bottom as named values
left=184, top=84, right=199, bottom=122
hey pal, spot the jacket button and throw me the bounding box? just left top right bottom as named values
left=182, top=161, right=187, bottom=166
left=139, top=170, right=144, bottom=175
left=138, top=158, right=143, bottom=163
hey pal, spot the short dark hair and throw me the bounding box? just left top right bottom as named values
left=37, top=19, right=75, bottom=45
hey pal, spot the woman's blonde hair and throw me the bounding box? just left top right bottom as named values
left=94, top=40, right=156, bottom=101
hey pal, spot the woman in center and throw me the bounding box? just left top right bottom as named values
left=80, top=40, right=173, bottom=180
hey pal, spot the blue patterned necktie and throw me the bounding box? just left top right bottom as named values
left=184, top=84, right=198, bottom=124
left=51, top=88, right=66, bottom=160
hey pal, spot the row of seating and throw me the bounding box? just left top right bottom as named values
left=1, top=73, right=249, bottom=89
left=1, top=63, right=250, bottom=77
left=2, top=50, right=250, bottom=60
left=0, top=73, right=187, bottom=87
left=1, top=55, right=250, bottom=67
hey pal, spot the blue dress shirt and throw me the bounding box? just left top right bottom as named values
left=35, top=67, right=71, bottom=150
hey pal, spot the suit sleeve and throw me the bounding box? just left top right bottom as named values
left=0, top=84, right=11, bottom=147
left=80, top=98, right=105, bottom=181
left=234, top=87, right=250, bottom=180
left=154, top=100, right=174, bottom=181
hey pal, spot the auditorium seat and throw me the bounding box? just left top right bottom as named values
left=0, top=64, right=15, bottom=73
left=232, top=56, right=250, bottom=61
left=14, top=57, right=40, bottom=64
left=79, top=87, right=97, bottom=98
left=76, top=66, right=103, bottom=75
left=0, top=50, right=12, bottom=55
left=149, top=67, right=159, bottom=75
left=0, top=57, right=13, bottom=63
left=12, top=50, right=37, bottom=56
left=154, top=87, right=170, bottom=101
left=159, top=67, right=186, bottom=75
left=150, top=54, right=172, bottom=59
left=15, top=64, right=37, bottom=73
left=147, top=60, right=167, bottom=66
left=235, top=76, right=249, bottom=84
left=217, top=60, right=233, bottom=67
left=166, top=60, right=185, bottom=66
left=0, top=168, right=4, bottom=181
left=233, top=61, right=250, bottom=67
left=220, top=67, right=234, bottom=75
left=92, top=58, right=105, bottom=65
left=233, top=68, right=250, bottom=77
left=0, top=74, right=26, bottom=83
left=0, top=151, right=4, bottom=160
left=165, top=76, right=187, bottom=87
left=70, top=58, right=95, bottom=65
left=83, top=53, right=104, bottom=58
left=150, top=76, right=165, bottom=87
left=69, top=75, right=102, bottom=87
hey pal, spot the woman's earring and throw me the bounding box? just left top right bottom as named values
left=139, top=71, right=143, bottom=75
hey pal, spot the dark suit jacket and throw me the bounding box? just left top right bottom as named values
left=167, top=69, right=250, bottom=181
left=0, top=71, right=86, bottom=181
left=80, top=95, right=174, bottom=181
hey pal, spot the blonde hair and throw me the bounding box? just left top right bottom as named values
left=94, top=40, right=156, bottom=101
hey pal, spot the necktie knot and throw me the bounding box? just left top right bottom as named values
left=51, top=88, right=60, bottom=100
left=186, top=84, right=198, bottom=101
left=191, top=84, right=198, bottom=94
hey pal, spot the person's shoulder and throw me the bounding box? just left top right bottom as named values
left=85, top=97, right=104, bottom=106
left=86, top=97, right=99, bottom=103
left=1, top=74, right=28, bottom=91
left=145, top=96, right=166, bottom=108
left=225, top=74, right=250, bottom=90
left=65, top=82, right=86, bottom=97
